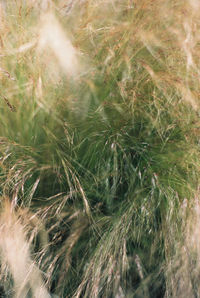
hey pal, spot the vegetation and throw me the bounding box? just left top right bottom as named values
left=0, top=0, right=200, bottom=297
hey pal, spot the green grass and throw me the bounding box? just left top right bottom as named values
left=0, top=0, right=200, bottom=297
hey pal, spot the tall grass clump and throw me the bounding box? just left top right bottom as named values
left=0, top=0, right=200, bottom=297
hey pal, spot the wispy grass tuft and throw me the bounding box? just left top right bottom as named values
left=0, top=0, right=200, bottom=297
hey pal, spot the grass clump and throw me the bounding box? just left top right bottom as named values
left=0, top=0, right=200, bottom=297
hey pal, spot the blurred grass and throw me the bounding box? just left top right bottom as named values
left=0, top=0, right=200, bottom=297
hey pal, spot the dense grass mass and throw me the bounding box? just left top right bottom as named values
left=0, top=0, right=200, bottom=297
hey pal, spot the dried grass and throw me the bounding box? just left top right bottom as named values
left=0, top=198, right=50, bottom=297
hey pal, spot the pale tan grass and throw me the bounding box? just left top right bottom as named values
left=0, top=198, right=50, bottom=298
left=38, top=12, right=81, bottom=78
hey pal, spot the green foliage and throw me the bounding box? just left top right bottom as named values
left=0, top=1, right=200, bottom=297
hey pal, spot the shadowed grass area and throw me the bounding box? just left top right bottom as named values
left=0, top=0, right=200, bottom=297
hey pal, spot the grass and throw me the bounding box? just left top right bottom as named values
left=0, top=0, right=200, bottom=297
